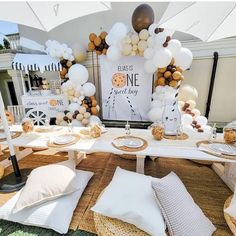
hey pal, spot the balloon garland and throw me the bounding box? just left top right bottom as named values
left=45, top=40, right=100, bottom=127
left=178, top=85, right=211, bottom=134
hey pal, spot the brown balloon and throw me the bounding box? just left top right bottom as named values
left=132, top=4, right=155, bottom=33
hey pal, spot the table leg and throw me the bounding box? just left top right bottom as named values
left=68, top=150, right=76, bottom=160
left=212, top=163, right=236, bottom=191
left=136, top=155, right=146, bottom=174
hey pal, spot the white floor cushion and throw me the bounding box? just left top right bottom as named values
left=0, top=169, right=93, bottom=234
left=91, top=167, right=166, bottom=236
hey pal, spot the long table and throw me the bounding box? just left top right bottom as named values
left=2, top=125, right=235, bottom=175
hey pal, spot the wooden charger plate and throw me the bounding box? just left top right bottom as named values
left=164, top=133, right=189, bottom=140
left=47, top=134, right=80, bottom=148
left=224, top=195, right=236, bottom=236
left=112, top=136, right=148, bottom=153
left=196, top=140, right=236, bottom=161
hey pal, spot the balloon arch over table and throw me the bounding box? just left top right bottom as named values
left=44, top=4, right=211, bottom=134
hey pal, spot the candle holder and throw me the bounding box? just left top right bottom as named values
left=125, top=121, right=131, bottom=136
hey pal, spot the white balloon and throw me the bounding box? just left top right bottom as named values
left=56, top=112, right=64, bottom=122
left=63, top=52, right=69, bottom=60
left=150, top=100, right=162, bottom=108
left=148, top=23, right=158, bottom=36
left=154, top=32, right=167, bottom=48
left=181, top=114, right=193, bottom=125
left=105, top=34, right=114, bottom=46
left=183, top=124, right=194, bottom=133
left=68, top=102, right=80, bottom=112
left=147, top=36, right=155, bottom=48
left=167, top=39, right=181, bottom=58
left=144, top=48, right=154, bottom=59
left=68, top=64, right=89, bottom=85
left=195, top=116, right=208, bottom=126
left=110, top=22, right=128, bottom=40
left=144, top=60, right=157, bottom=74
left=82, top=82, right=96, bottom=96
left=178, top=84, right=198, bottom=102
left=75, top=84, right=82, bottom=93
left=89, top=115, right=101, bottom=125
left=148, top=107, right=163, bottom=122
left=107, top=46, right=121, bottom=61
left=71, top=119, right=83, bottom=127
left=191, top=108, right=201, bottom=117
left=153, top=48, right=172, bottom=68
left=175, top=47, right=193, bottom=70
left=202, top=125, right=212, bottom=133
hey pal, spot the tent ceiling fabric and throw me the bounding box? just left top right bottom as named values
left=12, top=53, right=61, bottom=72
left=159, top=2, right=236, bottom=42
left=0, top=1, right=111, bottom=32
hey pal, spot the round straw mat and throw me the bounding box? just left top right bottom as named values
left=112, top=136, right=148, bottom=152
left=196, top=140, right=236, bottom=161
left=0, top=132, right=21, bottom=142
left=94, top=191, right=150, bottom=236
left=224, top=195, right=236, bottom=236
left=47, top=134, right=80, bottom=148
left=164, top=133, right=188, bottom=140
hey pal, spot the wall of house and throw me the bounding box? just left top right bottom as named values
left=0, top=70, right=12, bottom=106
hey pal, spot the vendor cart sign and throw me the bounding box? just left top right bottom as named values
left=100, top=55, right=152, bottom=121
left=22, top=94, right=69, bottom=118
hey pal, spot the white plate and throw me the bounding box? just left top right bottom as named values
left=123, top=138, right=144, bottom=148
left=53, top=135, right=75, bottom=145
left=208, top=143, right=236, bottom=156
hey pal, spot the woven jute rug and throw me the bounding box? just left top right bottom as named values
left=0, top=151, right=233, bottom=236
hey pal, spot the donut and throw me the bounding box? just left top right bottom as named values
left=157, top=77, right=165, bottom=86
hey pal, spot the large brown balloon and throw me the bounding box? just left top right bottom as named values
left=132, top=4, right=155, bottom=33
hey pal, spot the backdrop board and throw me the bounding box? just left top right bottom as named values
left=100, top=55, right=153, bottom=121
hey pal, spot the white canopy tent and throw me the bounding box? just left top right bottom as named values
left=0, top=1, right=111, bottom=32
left=159, top=2, right=236, bottom=42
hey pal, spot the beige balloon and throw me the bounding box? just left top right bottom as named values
left=132, top=44, right=138, bottom=51
left=131, top=34, right=140, bottom=45
left=122, top=43, right=132, bottom=56
left=131, top=50, right=136, bottom=56
left=138, top=40, right=148, bottom=52
left=139, top=29, right=149, bottom=40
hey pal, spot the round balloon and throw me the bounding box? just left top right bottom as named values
left=178, top=84, right=198, bottom=102
left=144, top=48, right=154, bottom=59
left=82, top=82, right=96, bottom=97
left=89, top=115, right=101, bottom=125
left=110, top=22, right=128, bottom=40
left=68, top=102, right=81, bottom=112
left=68, top=64, right=89, bottom=85
left=152, top=48, right=172, bottom=68
left=167, top=39, right=181, bottom=58
left=106, top=46, right=121, bottom=61
left=148, top=23, right=158, bottom=36
left=144, top=59, right=156, bottom=73
left=181, top=114, right=193, bottom=125
left=132, top=4, right=155, bottom=33
left=175, top=47, right=193, bottom=71
left=195, top=116, right=208, bottom=126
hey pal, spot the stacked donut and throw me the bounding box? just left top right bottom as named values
left=155, top=60, right=184, bottom=88
left=59, top=59, right=76, bottom=80
left=88, top=32, right=109, bottom=55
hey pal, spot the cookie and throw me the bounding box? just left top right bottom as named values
left=112, top=73, right=126, bottom=88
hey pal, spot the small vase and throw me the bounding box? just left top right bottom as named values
left=162, top=99, right=181, bottom=136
